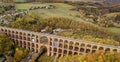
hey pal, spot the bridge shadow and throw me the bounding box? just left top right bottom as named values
left=35, top=46, right=47, bottom=62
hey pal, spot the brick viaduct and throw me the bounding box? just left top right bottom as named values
left=0, top=26, right=120, bottom=57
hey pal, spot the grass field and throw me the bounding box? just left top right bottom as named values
left=107, top=27, right=120, bottom=35
left=15, top=3, right=84, bottom=21
left=38, top=53, right=55, bottom=62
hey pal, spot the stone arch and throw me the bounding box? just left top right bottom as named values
left=64, top=44, right=68, bottom=49
left=27, top=37, right=30, bottom=41
left=54, top=48, right=57, bottom=52
left=32, top=34, right=35, bottom=37
left=27, top=33, right=31, bottom=36
left=19, top=36, right=22, bottom=39
left=99, top=47, right=104, bottom=50
left=75, top=42, right=79, bottom=47
left=24, top=45, right=26, bottom=48
left=87, top=44, right=91, bottom=48
left=28, top=42, right=30, bottom=47
left=92, top=46, right=97, bottom=50
left=69, top=51, right=72, bottom=55
left=69, top=46, right=73, bottom=50
left=59, top=43, right=63, bottom=48
left=23, top=33, right=26, bottom=35
left=63, top=50, right=67, bottom=54
left=1, top=28, right=3, bottom=31
left=50, top=47, right=52, bottom=51
left=86, top=49, right=91, bottom=53
left=31, top=34, right=36, bottom=42
left=64, top=40, right=68, bottom=44
left=23, top=37, right=26, bottom=40
left=32, top=48, right=35, bottom=52
left=32, top=43, right=34, bottom=47
left=74, top=47, right=79, bottom=51
left=20, top=41, right=22, bottom=46
left=113, top=49, right=117, bottom=52
left=53, top=38, right=59, bottom=47
left=58, top=49, right=62, bottom=53
left=40, top=36, right=48, bottom=44
left=50, top=38, right=52, bottom=41
left=69, top=41, right=74, bottom=46
left=54, top=38, right=58, bottom=42
left=36, top=35, right=38, bottom=38
left=59, top=39, right=63, bottom=43
left=80, top=48, right=84, bottom=52
left=40, top=45, right=48, bottom=55
left=105, top=48, right=110, bottom=52
left=92, top=50, right=96, bottom=53
left=12, top=31, right=14, bottom=33
left=24, top=41, right=26, bottom=45
left=19, top=32, right=22, bottom=35
left=74, top=52, right=78, bottom=55
left=16, top=31, right=18, bottom=34
left=50, top=42, right=52, bottom=46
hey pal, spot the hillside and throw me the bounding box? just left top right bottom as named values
left=0, top=1, right=120, bottom=62
left=15, top=3, right=83, bottom=21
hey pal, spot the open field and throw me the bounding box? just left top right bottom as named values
left=107, top=27, right=120, bottom=35
left=15, top=3, right=84, bottom=21
left=38, top=53, right=55, bottom=62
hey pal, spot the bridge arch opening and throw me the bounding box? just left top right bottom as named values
left=87, top=44, right=91, bottom=48
left=69, top=51, right=72, bottom=55
left=28, top=42, right=30, bottom=47
left=92, top=50, right=96, bottom=53
left=99, top=47, right=104, bottom=50
left=54, top=48, right=57, bottom=52
left=39, top=45, right=48, bottom=55
left=64, top=44, right=68, bottom=49
left=40, top=36, right=48, bottom=44
left=113, top=49, right=117, bottom=52
left=86, top=49, right=91, bottom=53
left=24, top=41, right=26, bottom=45
left=92, top=46, right=97, bottom=50
left=20, top=41, right=22, bottom=46
left=75, top=47, right=79, bottom=51
left=74, top=52, right=78, bottom=55
left=69, top=46, right=73, bottom=50
left=80, top=48, right=84, bottom=52
left=32, top=43, right=35, bottom=47
left=59, top=39, right=63, bottom=43
left=64, top=40, right=68, bottom=44
left=59, top=43, right=63, bottom=48
left=75, top=42, right=79, bottom=46
left=105, top=48, right=110, bottom=52
left=58, top=49, right=62, bottom=53
left=69, top=41, right=74, bottom=46
left=63, top=50, right=67, bottom=54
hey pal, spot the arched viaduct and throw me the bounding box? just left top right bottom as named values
left=0, top=26, right=120, bottom=57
